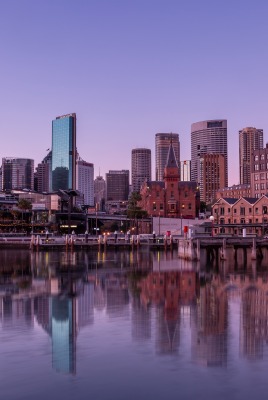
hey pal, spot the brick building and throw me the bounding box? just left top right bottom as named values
left=212, top=195, right=268, bottom=236
left=139, top=141, right=200, bottom=218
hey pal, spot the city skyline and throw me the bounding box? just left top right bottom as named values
left=1, top=1, right=268, bottom=186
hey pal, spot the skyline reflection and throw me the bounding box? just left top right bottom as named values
left=1, top=249, right=268, bottom=377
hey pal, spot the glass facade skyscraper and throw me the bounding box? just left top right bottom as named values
left=51, top=113, right=76, bottom=191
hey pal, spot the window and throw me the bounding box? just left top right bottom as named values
left=255, top=208, right=259, bottom=214
left=153, top=202, right=156, bottom=211
left=188, top=203, right=192, bottom=210
left=234, top=208, right=237, bottom=214
left=261, top=183, right=265, bottom=190
left=240, top=207, right=245, bottom=215
left=160, top=203, right=163, bottom=210
left=220, top=207, right=224, bottom=215
left=261, top=154, right=265, bottom=160
left=254, top=165, right=259, bottom=170
left=249, top=208, right=252, bottom=213
left=255, top=155, right=259, bottom=161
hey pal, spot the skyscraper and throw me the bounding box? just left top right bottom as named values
left=200, top=153, right=226, bottom=203
left=106, top=170, right=129, bottom=201
left=51, top=113, right=76, bottom=191
left=191, top=120, right=228, bottom=187
left=76, top=156, right=94, bottom=207
left=94, top=175, right=106, bottom=210
left=180, top=160, right=191, bottom=181
left=2, top=157, right=34, bottom=190
left=131, top=148, right=151, bottom=193
left=36, top=151, right=52, bottom=193
left=239, top=127, right=263, bottom=185
left=155, top=133, right=180, bottom=181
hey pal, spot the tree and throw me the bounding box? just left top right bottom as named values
left=127, top=192, right=148, bottom=219
left=17, top=199, right=32, bottom=223
left=18, top=199, right=32, bottom=211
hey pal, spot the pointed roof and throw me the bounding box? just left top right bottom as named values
left=165, top=140, right=178, bottom=168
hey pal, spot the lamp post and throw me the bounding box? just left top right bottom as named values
left=209, top=215, right=215, bottom=237
left=181, top=204, right=185, bottom=236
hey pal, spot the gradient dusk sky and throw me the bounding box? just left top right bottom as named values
left=1, top=0, right=268, bottom=185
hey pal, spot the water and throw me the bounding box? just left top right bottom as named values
left=1, top=248, right=268, bottom=400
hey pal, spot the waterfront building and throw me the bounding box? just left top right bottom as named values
left=94, top=175, right=106, bottom=211
left=106, top=170, right=129, bottom=201
left=251, top=143, right=268, bottom=198
left=155, top=133, right=180, bottom=181
left=239, top=127, right=263, bottom=185
left=140, top=140, right=199, bottom=218
left=199, top=153, right=226, bottom=203
left=212, top=195, right=268, bottom=236
left=76, top=156, right=94, bottom=207
left=36, top=151, right=52, bottom=193
left=131, top=148, right=151, bottom=193
left=180, top=160, right=191, bottom=181
left=2, top=157, right=34, bottom=191
left=191, top=120, right=228, bottom=187
left=51, top=113, right=76, bottom=191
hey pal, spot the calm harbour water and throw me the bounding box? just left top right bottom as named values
left=1, top=248, right=268, bottom=400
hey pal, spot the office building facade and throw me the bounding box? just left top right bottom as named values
left=36, top=151, right=52, bottom=193
left=76, top=157, right=94, bottom=207
left=251, top=144, right=268, bottom=198
left=94, top=175, right=106, bottom=210
left=199, top=153, right=226, bottom=203
left=155, top=133, right=180, bottom=181
left=239, top=127, right=263, bottom=185
left=106, top=170, right=129, bottom=201
left=131, top=148, right=151, bottom=193
left=2, top=157, right=34, bottom=191
left=180, top=160, right=191, bottom=181
left=191, top=120, right=228, bottom=187
left=51, top=113, right=76, bottom=191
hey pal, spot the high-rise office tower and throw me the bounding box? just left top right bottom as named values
left=106, top=170, right=129, bottom=201
left=131, top=148, right=151, bottom=193
left=36, top=151, right=52, bottom=193
left=76, top=156, right=94, bottom=207
left=199, top=154, right=226, bottom=203
left=191, top=120, right=228, bottom=187
left=94, top=175, right=106, bottom=210
left=155, top=133, right=180, bottom=181
left=239, top=127, right=263, bottom=185
left=51, top=113, right=76, bottom=191
left=180, top=160, right=191, bottom=181
left=2, top=157, right=34, bottom=190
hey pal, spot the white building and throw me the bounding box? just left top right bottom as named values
left=76, top=157, right=94, bottom=207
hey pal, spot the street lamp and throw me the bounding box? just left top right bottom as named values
left=181, top=204, right=185, bottom=236
left=209, top=215, right=215, bottom=237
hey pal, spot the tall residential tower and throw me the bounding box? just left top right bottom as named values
left=239, top=127, right=263, bottom=185
left=131, top=148, right=151, bottom=193
left=191, top=120, right=228, bottom=187
left=155, top=133, right=180, bottom=181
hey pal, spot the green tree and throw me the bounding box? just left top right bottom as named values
left=17, top=199, right=32, bottom=223
left=127, top=192, right=148, bottom=219
left=18, top=199, right=32, bottom=211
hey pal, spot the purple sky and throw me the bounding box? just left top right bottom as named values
left=1, top=0, right=268, bottom=185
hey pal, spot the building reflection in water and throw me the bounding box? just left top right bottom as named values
left=2, top=249, right=268, bottom=373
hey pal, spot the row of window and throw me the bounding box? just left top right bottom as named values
left=217, top=205, right=268, bottom=215
left=254, top=163, right=268, bottom=170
